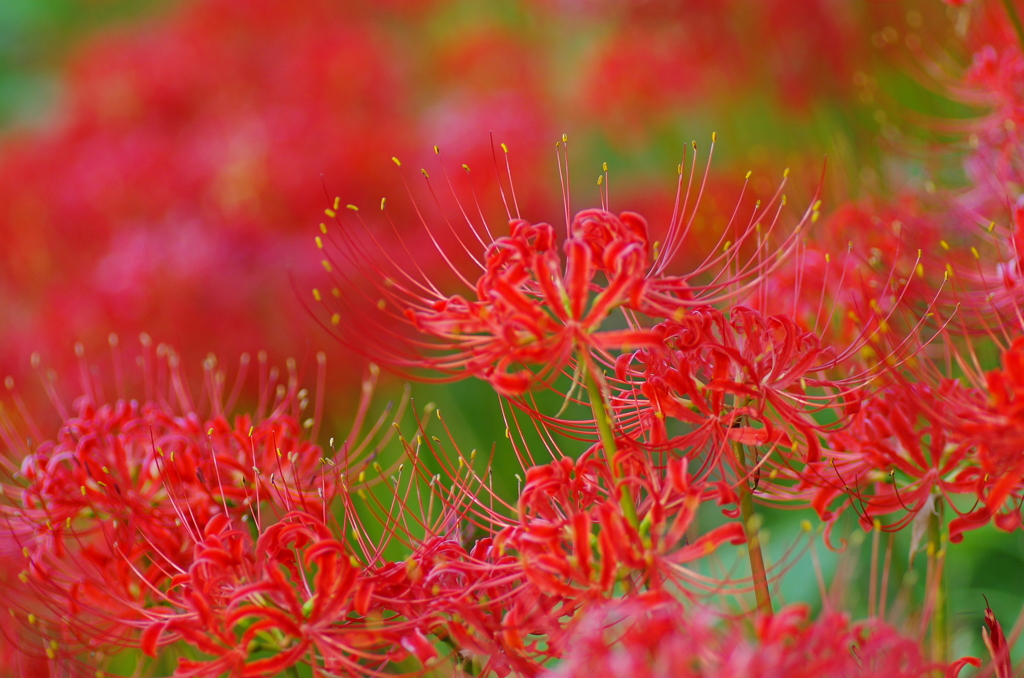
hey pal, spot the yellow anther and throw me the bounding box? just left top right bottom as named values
left=358, top=471, right=366, bottom=483
left=27, top=613, right=35, bottom=624
left=501, top=143, right=509, bottom=153
left=723, top=241, right=731, bottom=252
left=602, top=161, right=608, bottom=172
left=783, top=167, right=790, bottom=178
left=319, top=223, right=327, bottom=233
left=315, top=236, right=323, bottom=249
left=332, top=196, right=340, bottom=210
left=971, top=246, right=980, bottom=259
left=801, top=520, right=812, bottom=532
left=825, top=253, right=830, bottom=263
left=597, top=175, right=603, bottom=186
left=692, top=140, right=697, bottom=150
left=312, top=289, right=321, bottom=301
left=434, top=145, right=440, bottom=154
left=392, top=157, right=401, bottom=166
left=332, top=287, right=341, bottom=297
left=781, top=195, right=787, bottom=205
left=813, top=200, right=822, bottom=210
left=324, top=208, right=336, bottom=218
left=462, top=164, right=470, bottom=172
left=21, top=547, right=28, bottom=558
left=322, top=260, right=333, bottom=272
left=988, top=221, right=996, bottom=233
left=811, top=211, right=820, bottom=223
left=331, top=313, right=340, bottom=326
left=711, top=131, right=717, bottom=142
left=745, top=170, right=752, bottom=180
left=940, top=240, right=949, bottom=251
left=377, top=299, right=386, bottom=310
left=677, top=164, right=682, bottom=175
left=81, top=486, right=86, bottom=495
left=562, top=133, right=568, bottom=143
left=381, top=197, right=386, bottom=210
left=208, top=428, right=214, bottom=436
left=421, top=169, right=429, bottom=178
left=45, top=647, right=54, bottom=660
left=347, top=204, right=358, bottom=211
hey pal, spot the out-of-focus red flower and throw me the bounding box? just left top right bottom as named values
left=571, top=0, right=865, bottom=139
left=0, top=0, right=560, bottom=394
left=543, top=597, right=959, bottom=678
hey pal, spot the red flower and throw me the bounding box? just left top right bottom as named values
left=317, top=142, right=817, bottom=396
left=544, top=598, right=957, bottom=678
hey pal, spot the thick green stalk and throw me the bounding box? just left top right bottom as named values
left=928, top=497, right=947, bottom=665
left=285, top=665, right=302, bottom=678
left=581, top=354, right=638, bottom=527
left=735, top=441, right=773, bottom=616
left=1002, top=0, right=1024, bottom=51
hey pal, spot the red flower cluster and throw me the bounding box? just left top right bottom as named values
left=545, top=598, right=967, bottom=678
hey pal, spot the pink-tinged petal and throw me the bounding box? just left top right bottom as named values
left=401, top=629, right=439, bottom=665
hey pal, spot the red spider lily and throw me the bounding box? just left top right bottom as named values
left=314, top=138, right=819, bottom=396
left=395, top=208, right=662, bottom=394
left=0, top=341, right=404, bottom=669
left=804, top=379, right=991, bottom=541
left=543, top=597, right=968, bottom=678
left=136, top=512, right=430, bottom=678
left=982, top=597, right=1012, bottom=678
left=494, top=448, right=746, bottom=601
left=958, top=335, right=1024, bottom=526
left=605, top=304, right=858, bottom=515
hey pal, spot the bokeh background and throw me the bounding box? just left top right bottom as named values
left=1, top=0, right=1021, bottom=672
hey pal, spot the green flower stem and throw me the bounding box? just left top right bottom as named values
left=581, top=352, right=639, bottom=527
left=734, top=441, right=773, bottom=616
left=285, top=665, right=302, bottom=678
left=928, top=497, right=947, bottom=665
left=1002, top=0, right=1024, bottom=51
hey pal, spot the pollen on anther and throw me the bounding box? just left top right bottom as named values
left=347, top=204, right=359, bottom=211
left=392, top=157, right=401, bottom=167
left=319, top=223, right=327, bottom=233
left=313, top=289, right=321, bottom=301
left=324, top=208, right=336, bottom=218
left=331, top=314, right=340, bottom=326
left=322, top=260, right=332, bottom=272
